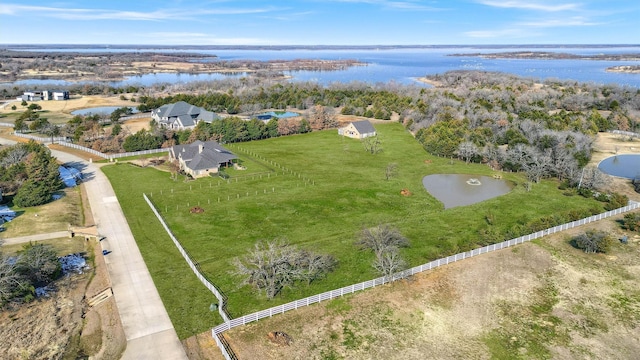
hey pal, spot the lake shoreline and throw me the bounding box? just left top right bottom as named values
left=0, top=49, right=366, bottom=83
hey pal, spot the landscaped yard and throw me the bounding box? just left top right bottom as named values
left=102, top=122, right=605, bottom=339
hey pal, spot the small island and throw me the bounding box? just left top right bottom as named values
left=606, top=65, right=640, bottom=74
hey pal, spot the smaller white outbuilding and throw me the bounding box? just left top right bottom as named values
left=338, top=120, right=377, bottom=139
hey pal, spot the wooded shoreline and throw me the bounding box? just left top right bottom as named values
left=0, top=50, right=365, bottom=83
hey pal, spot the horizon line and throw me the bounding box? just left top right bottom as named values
left=2, top=43, right=640, bottom=48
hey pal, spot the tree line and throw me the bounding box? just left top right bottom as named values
left=12, top=70, right=639, bottom=191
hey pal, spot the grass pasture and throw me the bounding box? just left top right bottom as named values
left=102, top=122, right=604, bottom=339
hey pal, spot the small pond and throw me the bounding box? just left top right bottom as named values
left=598, top=154, right=640, bottom=179
left=422, top=174, right=513, bottom=209
left=255, top=111, right=300, bottom=120
left=71, top=106, right=139, bottom=116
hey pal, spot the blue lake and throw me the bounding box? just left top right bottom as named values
left=598, top=154, right=640, bottom=179
left=6, top=46, right=640, bottom=87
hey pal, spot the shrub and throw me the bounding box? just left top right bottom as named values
left=604, top=192, right=629, bottom=211
left=633, top=178, right=640, bottom=194
left=621, top=213, right=640, bottom=232
left=572, top=230, right=613, bottom=254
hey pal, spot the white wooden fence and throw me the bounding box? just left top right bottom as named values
left=143, top=194, right=232, bottom=323
left=107, top=147, right=169, bottom=159
left=0, top=122, right=13, bottom=127
left=13, top=132, right=67, bottom=143
left=54, top=141, right=109, bottom=158
left=202, top=202, right=639, bottom=360
left=11, top=132, right=169, bottom=160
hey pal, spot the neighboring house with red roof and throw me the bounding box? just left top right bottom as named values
left=151, top=101, right=221, bottom=130
left=338, top=120, right=377, bottom=139
left=169, top=140, right=237, bottom=178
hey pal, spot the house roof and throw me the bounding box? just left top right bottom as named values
left=351, top=120, right=376, bottom=134
left=172, top=140, right=237, bottom=171
left=155, top=101, right=202, bottom=119
left=175, top=114, right=196, bottom=128
left=197, top=109, right=221, bottom=123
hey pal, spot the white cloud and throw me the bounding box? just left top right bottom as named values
left=476, top=1, right=580, bottom=12
left=0, top=3, right=277, bottom=21
left=330, top=0, right=446, bottom=11
left=519, top=17, right=599, bottom=27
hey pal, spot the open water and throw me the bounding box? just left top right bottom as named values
left=7, top=46, right=640, bottom=87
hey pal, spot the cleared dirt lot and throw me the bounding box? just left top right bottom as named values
left=1, top=95, right=136, bottom=114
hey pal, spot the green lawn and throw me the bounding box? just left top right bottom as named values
left=102, top=122, right=604, bottom=339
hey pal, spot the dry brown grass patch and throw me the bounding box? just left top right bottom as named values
left=1, top=187, right=82, bottom=237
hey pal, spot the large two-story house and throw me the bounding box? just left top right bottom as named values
left=151, top=101, right=221, bottom=130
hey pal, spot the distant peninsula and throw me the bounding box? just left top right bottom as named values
left=448, top=51, right=640, bottom=61
left=449, top=51, right=640, bottom=74
left=0, top=49, right=366, bottom=83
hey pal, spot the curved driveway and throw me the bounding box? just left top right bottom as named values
left=1, top=137, right=187, bottom=360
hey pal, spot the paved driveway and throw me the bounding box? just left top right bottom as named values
left=50, top=150, right=188, bottom=360
left=1, top=136, right=187, bottom=360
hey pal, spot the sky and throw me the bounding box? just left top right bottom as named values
left=0, top=0, right=638, bottom=45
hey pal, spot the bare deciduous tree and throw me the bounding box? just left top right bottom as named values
left=307, top=105, right=337, bottom=131
left=456, top=141, right=479, bottom=163
left=522, top=149, right=553, bottom=183
left=0, top=254, right=29, bottom=304
left=357, top=225, right=409, bottom=278
left=357, top=224, right=409, bottom=254
left=233, top=240, right=335, bottom=299
left=0, top=146, right=28, bottom=167
left=576, top=166, right=610, bottom=190
left=384, top=163, right=398, bottom=181
left=363, top=136, right=382, bottom=154
left=373, top=248, right=407, bottom=278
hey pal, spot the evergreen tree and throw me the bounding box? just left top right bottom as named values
left=13, top=144, right=62, bottom=207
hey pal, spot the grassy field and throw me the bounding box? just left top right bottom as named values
left=102, top=122, right=604, bottom=339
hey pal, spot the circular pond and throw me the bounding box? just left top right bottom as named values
left=71, top=106, right=138, bottom=116
left=598, top=154, right=640, bottom=179
left=422, top=174, right=513, bottom=209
